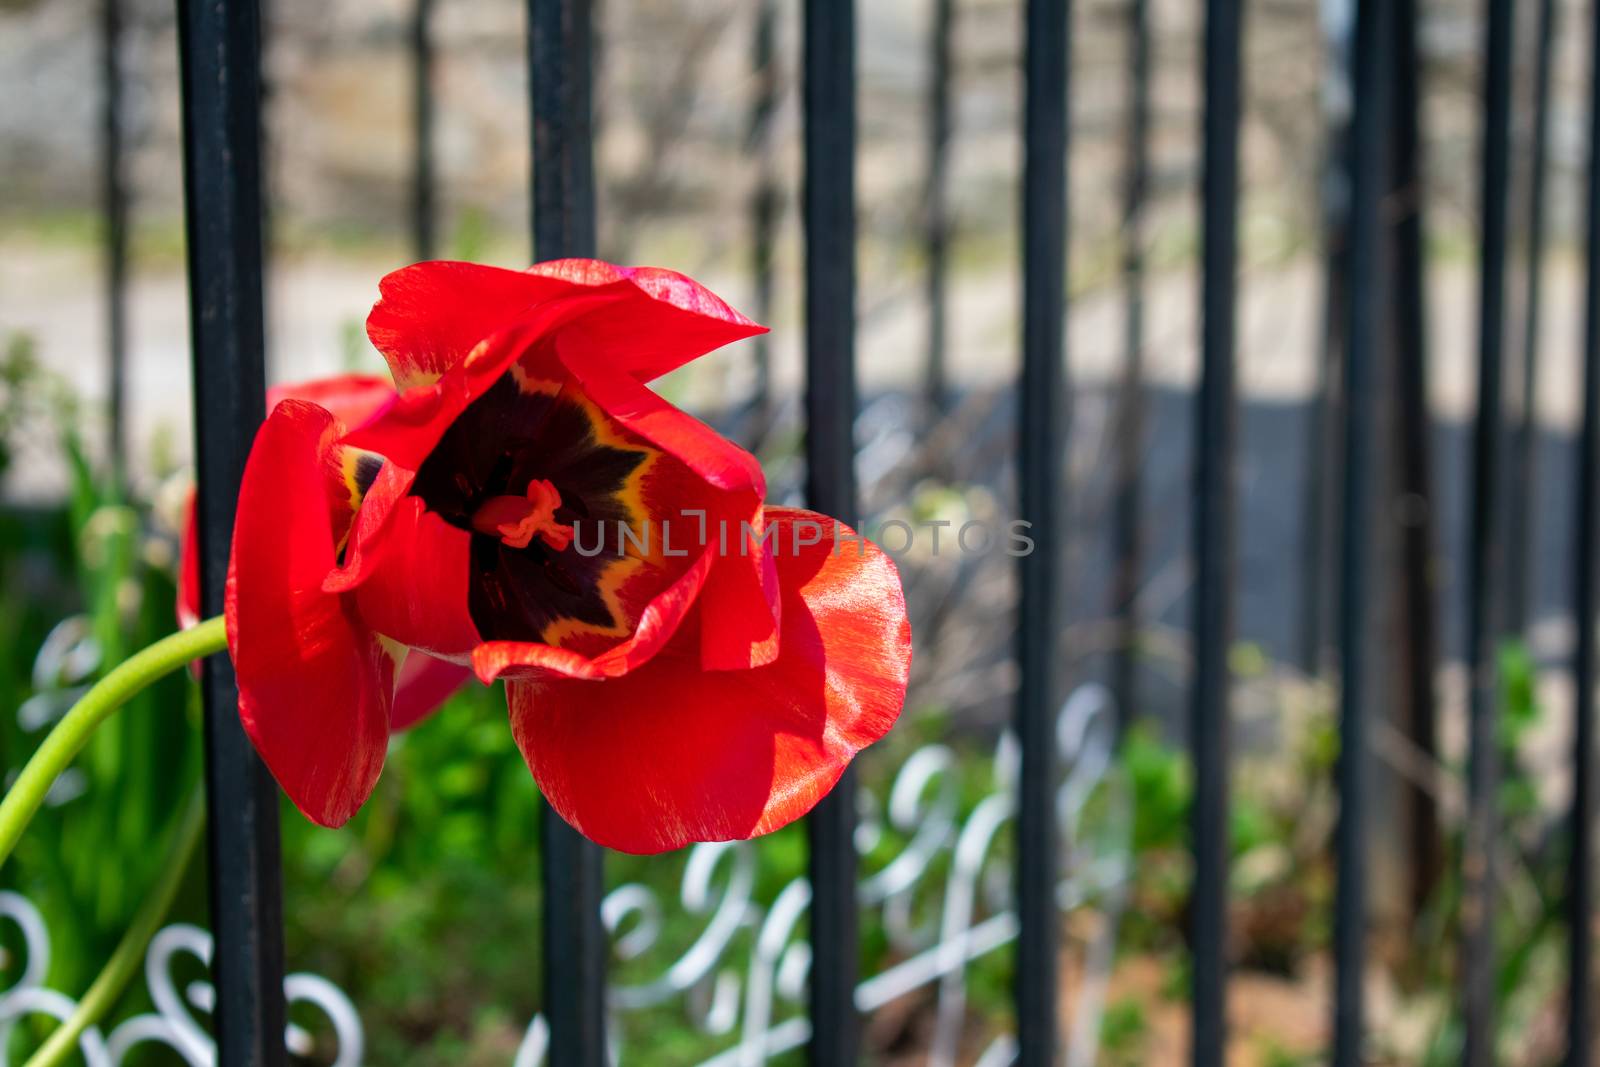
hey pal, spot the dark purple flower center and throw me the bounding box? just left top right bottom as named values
left=412, top=373, right=652, bottom=645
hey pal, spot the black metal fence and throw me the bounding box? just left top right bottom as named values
left=73, top=0, right=1600, bottom=1061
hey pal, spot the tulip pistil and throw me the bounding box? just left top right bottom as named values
left=471, top=478, right=574, bottom=552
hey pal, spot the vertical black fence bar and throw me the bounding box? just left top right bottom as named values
left=101, top=0, right=128, bottom=488
left=1301, top=0, right=1355, bottom=678
left=1110, top=0, right=1150, bottom=729
left=1565, top=0, right=1600, bottom=1056
left=175, top=0, right=287, bottom=1063
left=1191, top=0, right=1242, bottom=1061
left=1463, top=0, right=1515, bottom=1060
left=1299, top=349, right=1334, bottom=675
left=256, top=0, right=274, bottom=370
left=1388, top=0, right=1441, bottom=918
left=923, top=0, right=954, bottom=416
left=1331, top=0, right=1388, bottom=1062
left=747, top=0, right=779, bottom=432
left=527, top=3, right=607, bottom=1065
left=1301, top=35, right=1346, bottom=678
left=411, top=0, right=436, bottom=261
left=1507, top=0, right=1557, bottom=636
left=802, top=1, right=859, bottom=1061
left=1016, top=0, right=1068, bottom=1060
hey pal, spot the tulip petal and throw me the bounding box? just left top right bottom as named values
left=177, top=495, right=201, bottom=630
left=366, top=259, right=765, bottom=392
left=198, top=392, right=464, bottom=733
left=225, top=399, right=396, bottom=827
left=178, top=373, right=396, bottom=630
left=267, top=373, right=395, bottom=430
left=349, top=493, right=481, bottom=659
left=695, top=517, right=782, bottom=671
left=505, top=508, right=910, bottom=854
left=391, top=651, right=472, bottom=731
left=367, top=262, right=587, bottom=389
left=529, top=259, right=766, bottom=381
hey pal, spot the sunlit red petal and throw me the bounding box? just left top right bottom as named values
left=505, top=508, right=910, bottom=854
left=528, top=259, right=765, bottom=381
left=366, top=262, right=586, bottom=389
left=224, top=399, right=395, bottom=827
left=366, top=259, right=765, bottom=393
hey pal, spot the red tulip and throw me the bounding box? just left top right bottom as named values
left=224, top=260, right=911, bottom=853
left=177, top=374, right=470, bottom=727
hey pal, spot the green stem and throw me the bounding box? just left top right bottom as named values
left=0, top=615, right=226, bottom=871
left=23, top=787, right=206, bottom=1067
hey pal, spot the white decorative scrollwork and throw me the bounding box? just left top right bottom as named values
left=0, top=895, right=364, bottom=1067
left=518, top=682, right=1133, bottom=1066
left=11, top=616, right=101, bottom=808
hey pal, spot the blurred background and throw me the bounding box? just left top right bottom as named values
left=0, top=0, right=1594, bottom=1062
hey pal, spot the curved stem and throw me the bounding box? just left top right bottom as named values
left=0, top=615, right=226, bottom=871
left=23, top=787, right=206, bottom=1067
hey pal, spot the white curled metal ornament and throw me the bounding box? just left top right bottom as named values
left=0, top=894, right=364, bottom=1067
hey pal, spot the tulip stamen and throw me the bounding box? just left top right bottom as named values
left=471, top=478, right=574, bottom=552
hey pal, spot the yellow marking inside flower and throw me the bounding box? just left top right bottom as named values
left=337, top=448, right=371, bottom=514
left=330, top=445, right=381, bottom=558
left=394, top=366, right=441, bottom=391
